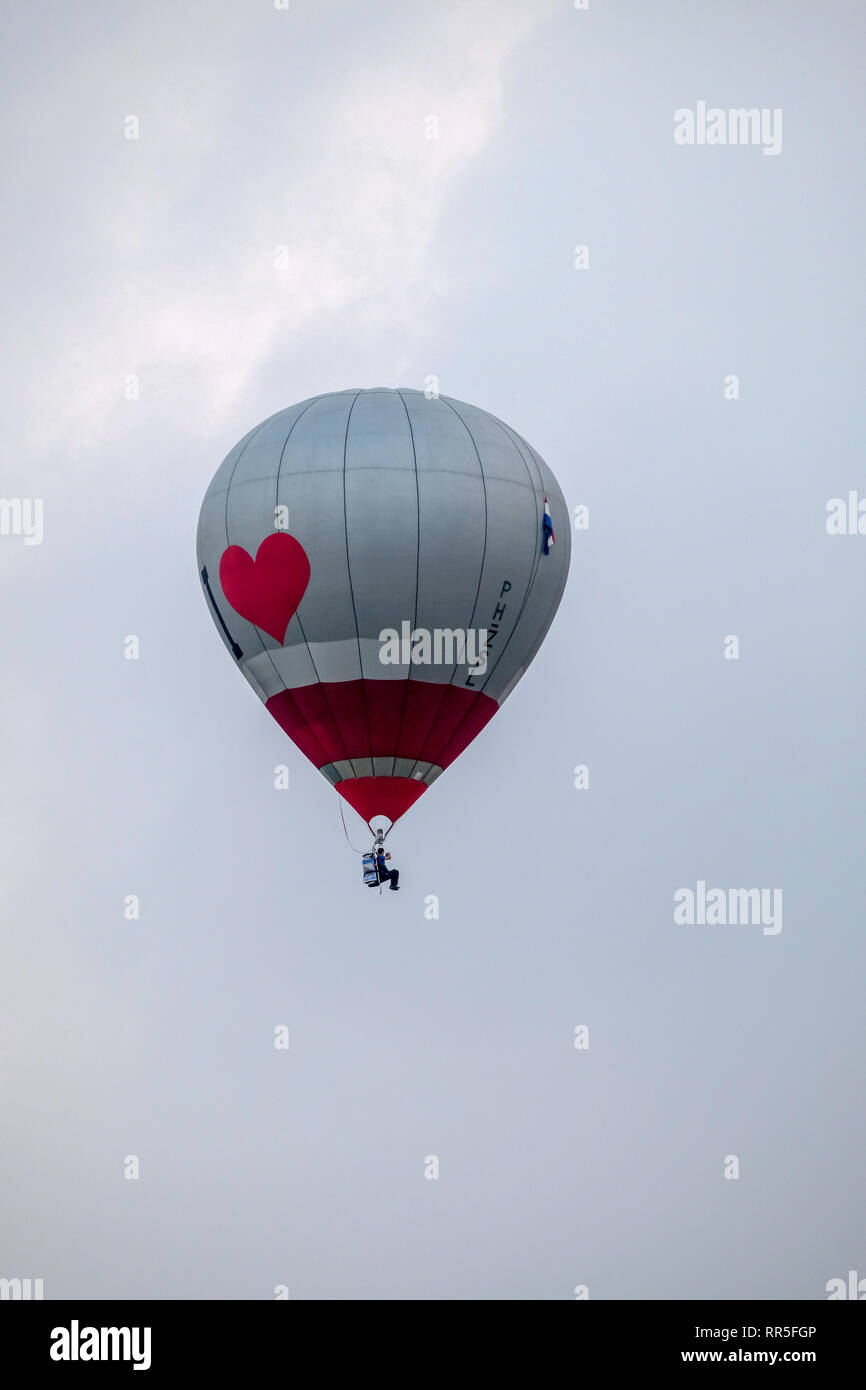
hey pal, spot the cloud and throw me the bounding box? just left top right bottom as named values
left=11, top=0, right=556, bottom=462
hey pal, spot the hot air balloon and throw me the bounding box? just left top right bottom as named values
left=197, top=389, right=570, bottom=835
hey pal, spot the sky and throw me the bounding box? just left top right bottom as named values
left=1, top=0, right=864, bottom=1300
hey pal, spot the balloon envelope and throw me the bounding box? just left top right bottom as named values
left=197, top=389, right=570, bottom=828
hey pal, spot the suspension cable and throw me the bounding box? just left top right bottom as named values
left=338, top=797, right=368, bottom=855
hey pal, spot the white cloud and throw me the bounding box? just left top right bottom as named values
left=13, top=0, right=556, bottom=463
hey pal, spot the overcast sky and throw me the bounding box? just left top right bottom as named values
left=1, top=0, right=864, bottom=1299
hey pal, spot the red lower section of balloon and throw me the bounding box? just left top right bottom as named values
left=265, top=677, right=498, bottom=825
left=266, top=678, right=497, bottom=770
left=336, top=776, right=428, bottom=827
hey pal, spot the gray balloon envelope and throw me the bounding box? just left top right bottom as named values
left=197, top=388, right=570, bottom=828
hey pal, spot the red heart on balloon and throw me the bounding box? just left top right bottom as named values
left=219, top=533, right=311, bottom=644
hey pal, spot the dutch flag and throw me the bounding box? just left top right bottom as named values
left=542, top=496, right=555, bottom=555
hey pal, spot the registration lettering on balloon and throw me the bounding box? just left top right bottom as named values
left=465, top=580, right=512, bottom=688
left=197, top=389, right=570, bottom=833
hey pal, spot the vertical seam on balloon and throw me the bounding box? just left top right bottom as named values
left=223, top=416, right=277, bottom=547
left=274, top=396, right=320, bottom=501
left=222, top=417, right=287, bottom=681
left=420, top=406, right=541, bottom=778
left=459, top=417, right=543, bottom=688
left=402, top=396, right=489, bottom=779
left=483, top=419, right=546, bottom=655
left=217, top=417, right=280, bottom=671
left=484, top=430, right=568, bottom=685
left=510, top=547, right=570, bottom=690
left=501, top=456, right=570, bottom=677
left=271, top=396, right=359, bottom=776
left=431, top=480, right=567, bottom=781
left=404, top=396, right=490, bottom=780
left=225, top=404, right=318, bottom=704
left=502, top=434, right=570, bottom=673
left=224, top=399, right=357, bottom=778
left=268, top=687, right=333, bottom=772
left=390, top=390, right=422, bottom=780
left=341, top=391, right=369, bottom=782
